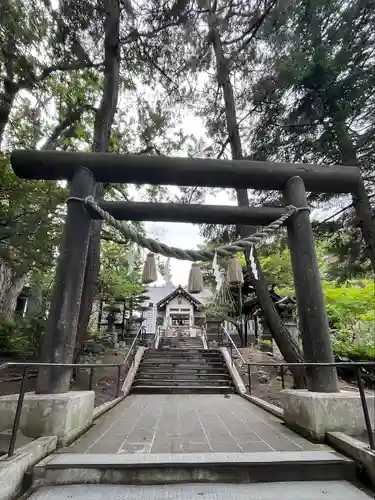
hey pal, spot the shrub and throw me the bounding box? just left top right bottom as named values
left=0, top=316, right=45, bottom=357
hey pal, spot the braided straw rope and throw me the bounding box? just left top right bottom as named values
left=75, top=196, right=301, bottom=262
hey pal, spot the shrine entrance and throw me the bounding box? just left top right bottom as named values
left=10, top=148, right=372, bottom=397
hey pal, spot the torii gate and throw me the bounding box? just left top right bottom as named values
left=11, top=150, right=369, bottom=397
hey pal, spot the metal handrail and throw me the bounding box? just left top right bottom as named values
left=153, top=325, right=166, bottom=349
left=0, top=360, right=127, bottom=458
left=122, top=325, right=145, bottom=366
left=246, top=361, right=375, bottom=450
left=220, top=324, right=246, bottom=364
left=0, top=361, right=123, bottom=371
left=0, top=326, right=146, bottom=458
left=201, top=324, right=209, bottom=350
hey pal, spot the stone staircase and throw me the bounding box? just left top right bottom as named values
left=131, top=338, right=234, bottom=394
left=159, top=336, right=204, bottom=349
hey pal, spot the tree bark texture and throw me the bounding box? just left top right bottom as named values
left=35, top=167, right=95, bottom=394
left=332, top=118, right=375, bottom=271
left=0, top=80, right=18, bottom=148
left=284, top=176, right=339, bottom=392
left=245, top=250, right=306, bottom=388
left=209, top=18, right=305, bottom=387
left=0, top=259, right=27, bottom=320
left=76, top=0, right=121, bottom=355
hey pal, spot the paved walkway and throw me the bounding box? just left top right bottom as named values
left=63, top=394, right=327, bottom=454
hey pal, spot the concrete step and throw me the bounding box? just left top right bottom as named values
left=145, top=352, right=222, bottom=358
left=32, top=451, right=355, bottom=486
left=130, top=385, right=235, bottom=394
left=25, top=481, right=375, bottom=500
left=147, top=349, right=221, bottom=357
left=135, top=372, right=229, bottom=379
left=140, top=362, right=225, bottom=367
left=142, top=359, right=222, bottom=365
left=137, top=371, right=229, bottom=377
left=138, top=366, right=228, bottom=372
left=155, top=349, right=215, bottom=353
left=145, top=355, right=222, bottom=360
left=134, top=378, right=232, bottom=385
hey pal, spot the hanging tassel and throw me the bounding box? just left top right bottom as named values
left=142, top=252, right=157, bottom=284
left=188, top=263, right=204, bottom=294
left=227, top=255, right=244, bottom=285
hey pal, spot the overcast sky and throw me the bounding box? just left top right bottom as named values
left=138, top=113, right=347, bottom=287
left=137, top=111, right=238, bottom=286
left=145, top=191, right=238, bottom=286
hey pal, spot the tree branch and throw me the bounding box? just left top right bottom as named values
left=20, top=61, right=103, bottom=89
left=111, top=185, right=130, bottom=201
left=41, top=104, right=96, bottom=150
left=231, top=0, right=278, bottom=56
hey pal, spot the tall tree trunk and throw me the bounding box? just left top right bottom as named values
left=332, top=118, right=375, bottom=271
left=75, top=0, right=121, bottom=356
left=0, top=80, right=18, bottom=147
left=209, top=19, right=305, bottom=387
left=0, top=259, right=27, bottom=320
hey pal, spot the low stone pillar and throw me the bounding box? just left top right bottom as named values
left=0, top=391, right=95, bottom=446
left=273, top=312, right=298, bottom=359
left=259, top=318, right=273, bottom=353
left=282, top=389, right=375, bottom=442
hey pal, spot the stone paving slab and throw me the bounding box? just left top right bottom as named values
left=28, top=482, right=374, bottom=500
left=62, top=394, right=329, bottom=454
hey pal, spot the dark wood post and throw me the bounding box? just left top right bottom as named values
left=36, top=167, right=95, bottom=394
left=283, top=176, right=339, bottom=392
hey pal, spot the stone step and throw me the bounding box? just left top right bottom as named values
left=25, top=481, right=375, bottom=500
left=130, top=385, right=235, bottom=394
left=134, top=378, right=232, bottom=385
left=146, top=355, right=221, bottom=359
left=137, top=366, right=228, bottom=376
left=138, top=365, right=228, bottom=371
left=32, top=451, right=355, bottom=487
left=135, top=372, right=229, bottom=378
left=142, top=358, right=222, bottom=364
left=147, top=349, right=221, bottom=357
left=144, top=351, right=223, bottom=359
left=141, top=358, right=223, bottom=368
left=156, top=349, right=215, bottom=353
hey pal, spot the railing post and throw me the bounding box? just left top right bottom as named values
left=247, top=364, right=251, bottom=395
left=88, top=368, right=94, bottom=391
left=280, top=365, right=285, bottom=389
left=116, top=365, right=121, bottom=397
left=8, top=368, right=29, bottom=457
left=356, top=366, right=375, bottom=450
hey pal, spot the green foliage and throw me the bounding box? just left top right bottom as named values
left=0, top=316, right=45, bottom=356
left=317, top=224, right=373, bottom=282
left=260, top=339, right=272, bottom=346
left=333, top=341, right=375, bottom=362
left=0, top=158, right=67, bottom=278
left=99, top=239, right=145, bottom=306
left=237, top=235, right=329, bottom=289
left=323, top=279, right=375, bottom=333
